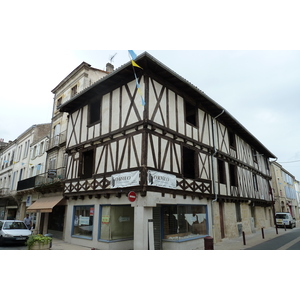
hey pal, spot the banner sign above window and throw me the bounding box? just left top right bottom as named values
left=111, top=171, right=140, bottom=189
left=147, top=170, right=177, bottom=189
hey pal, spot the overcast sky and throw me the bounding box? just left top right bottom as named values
left=1, top=50, right=299, bottom=179
left=1, top=0, right=300, bottom=181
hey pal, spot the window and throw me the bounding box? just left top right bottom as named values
left=218, top=159, right=226, bottom=184
left=32, top=145, right=37, bottom=158
left=185, top=101, right=197, bottom=126
left=163, top=205, right=207, bottom=240
left=183, top=147, right=196, bottom=179
left=36, top=164, right=42, bottom=175
left=19, top=168, right=24, bottom=181
left=71, top=85, right=77, bottom=97
left=229, top=164, right=238, bottom=187
left=49, top=156, right=57, bottom=170
left=53, top=124, right=60, bottom=146
left=24, top=140, right=30, bottom=158
left=252, top=148, right=257, bottom=163
left=72, top=206, right=94, bottom=239
left=17, top=145, right=23, bottom=161
left=80, top=149, right=94, bottom=179
left=40, top=142, right=44, bottom=155
left=253, top=174, right=258, bottom=191
left=89, top=98, right=101, bottom=125
left=100, top=206, right=134, bottom=241
left=228, top=131, right=236, bottom=149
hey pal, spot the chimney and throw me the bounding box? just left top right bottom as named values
left=106, top=63, right=114, bottom=73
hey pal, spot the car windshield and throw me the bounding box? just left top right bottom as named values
left=3, top=221, right=27, bottom=230
left=276, top=214, right=287, bottom=219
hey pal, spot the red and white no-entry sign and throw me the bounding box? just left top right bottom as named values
left=128, top=191, right=137, bottom=202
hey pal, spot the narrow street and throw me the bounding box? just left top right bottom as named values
left=0, top=243, right=27, bottom=250
left=246, top=227, right=300, bottom=250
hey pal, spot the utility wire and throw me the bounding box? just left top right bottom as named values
left=278, top=160, right=300, bottom=164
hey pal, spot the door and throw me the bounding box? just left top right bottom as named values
left=153, top=207, right=162, bottom=250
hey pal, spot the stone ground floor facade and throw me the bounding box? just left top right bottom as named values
left=59, top=191, right=275, bottom=250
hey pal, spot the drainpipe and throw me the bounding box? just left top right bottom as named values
left=269, top=158, right=278, bottom=233
left=210, top=110, right=225, bottom=239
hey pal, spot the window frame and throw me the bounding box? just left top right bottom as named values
left=253, top=173, right=258, bottom=191
left=217, top=159, right=226, bottom=184
left=71, top=205, right=94, bottom=240
left=162, top=204, right=208, bottom=241
left=228, top=131, right=236, bottom=150
left=71, top=85, right=77, bottom=98
left=98, top=205, right=134, bottom=242
left=184, top=100, right=198, bottom=127
left=79, top=148, right=95, bottom=179
left=229, top=163, right=238, bottom=187
left=182, top=146, right=197, bottom=179
left=88, top=96, right=102, bottom=126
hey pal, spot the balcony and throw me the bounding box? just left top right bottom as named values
left=17, top=177, right=36, bottom=191
left=47, top=131, right=66, bottom=151
left=16, top=167, right=66, bottom=192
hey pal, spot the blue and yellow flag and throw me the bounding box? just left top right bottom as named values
left=128, top=50, right=137, bottom=60
left=128, top=50, right=145, bottom=106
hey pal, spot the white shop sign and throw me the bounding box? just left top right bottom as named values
left=79, top=216, right=90, bottom=225
left=111, top=171, right=140, bottom=189
left=147, top=170, right=177, bottom=189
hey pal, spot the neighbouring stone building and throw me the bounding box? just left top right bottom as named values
left=0, top=124, right=50, bottom=223
left=270, top=161, right=299, bottom=219
left=24, top=62, right=111, bottom=238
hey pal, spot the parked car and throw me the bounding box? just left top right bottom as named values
left=275, top=213, right=296, bottom=229
left=0, top=220, right=32, bottom=246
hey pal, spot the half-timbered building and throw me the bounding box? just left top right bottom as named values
left=60, top=52, right=277, bottom=250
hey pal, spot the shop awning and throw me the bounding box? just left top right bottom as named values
left=26, top=196, right=64, bottom=213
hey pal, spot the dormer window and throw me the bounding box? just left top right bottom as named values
left=71, top=85, right=77, bottom=97
left=56, top=97, right=62, bottom=109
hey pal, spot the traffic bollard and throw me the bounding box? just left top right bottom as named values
left=242, top=231, right=246, bottom=245
left=261, top=228, right=265, bottom=239
left=204, top=236, right=214, bottom=250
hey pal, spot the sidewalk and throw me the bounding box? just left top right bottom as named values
left=212, top=226, right=296, bottom=250
left=49, top=226, right=295, bottom=250
left=51, top=238, right=91, bottom=250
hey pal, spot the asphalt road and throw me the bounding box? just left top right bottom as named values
left=0, top=243, right=27, bottom=250
left=247, top=227, right=300, bottom=250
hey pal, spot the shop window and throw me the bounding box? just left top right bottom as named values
left=163, top=205, right=207, bottom=240
left=72, top=206, right=94, bottom=239
left=100, top=205, right=134, bottom=241
left=185, top=101, right=197, bottom=127
left=183, top=147, right=196, bottom=179
left=80, top=149, right=94, bottom=179
left=217, top=159, right=226, bottom=184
